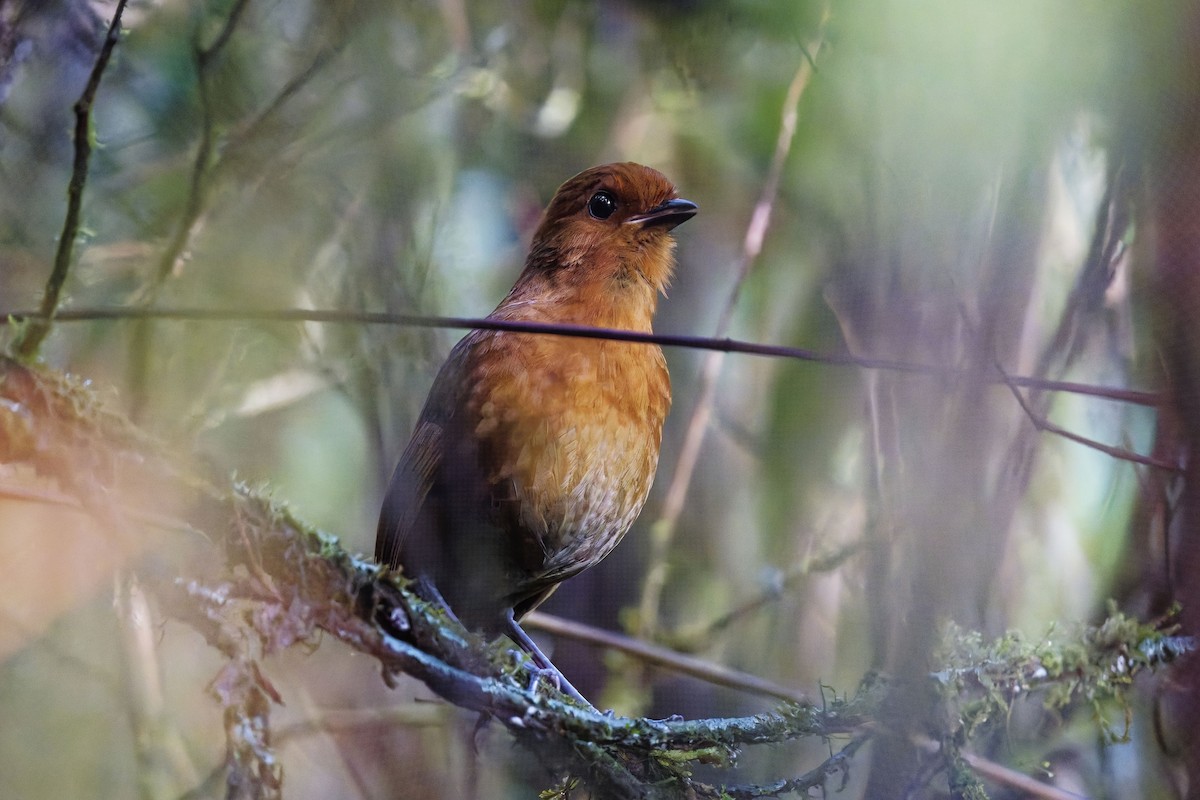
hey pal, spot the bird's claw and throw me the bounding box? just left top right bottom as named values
left=523, top=662, right=559, bottom=694
left=512, top=657, right=591, bottom=707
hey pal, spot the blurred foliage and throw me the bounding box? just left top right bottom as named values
left=0, top=0, right=1195, bottom=797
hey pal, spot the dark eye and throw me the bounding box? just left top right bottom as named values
left=587, top=191, right=617, bottom=220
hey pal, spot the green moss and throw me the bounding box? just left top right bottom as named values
left=934, top=609, right=1191, bottom=747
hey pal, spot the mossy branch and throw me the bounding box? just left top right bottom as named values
left=0, top=354, right=1191, bottom=799
left=0, top=354, right=867, bottom=798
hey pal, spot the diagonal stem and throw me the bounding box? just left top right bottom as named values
left=996, top=359, right=1176, bottom=470
left=12, top=0, right=129, bottom=360
left=636, top=14, right=828, bottom=640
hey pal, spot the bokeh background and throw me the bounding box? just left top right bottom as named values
left=2, top=0, right=1198, bottom=797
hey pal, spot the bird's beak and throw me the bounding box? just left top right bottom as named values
left=627, top=198, right=698, bottom=231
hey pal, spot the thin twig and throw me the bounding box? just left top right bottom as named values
left=523, top=611, right=810, bottom=705
left=213, top=42, right=344, bottom=178
left=637, top=15, right=828, bottom=640
left=996, top=360, right=1176, bottom=471
left=911, top=733, right=1088, bottom=800
left=0, top=305, right=1160, bottom=407
left=148, top=0, right=343, bottom=294
left=151, top=0, right=253, bottom=288
left=127, top=0, right=253, bottom=420
left=1032, top=157, right=1131, bottom=389
left=668, top=538, right=868, bottom=650
left=721, top=734, right=869, bottom=799
left=12, top=0, right=129, bottom=359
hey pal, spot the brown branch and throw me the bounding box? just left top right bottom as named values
left=212, top=41, right=344, bottom=181
left=149, top=0, right=252, bottom=289
left=667, top=538, right=869, bottom=651
left=523, top=611, right=810, bottom=705
left=996, top=360, right=1177, bottom=471
left=1, top=305, right=1160, bottom=407
left=12, top=0, right=129, bottom=359
left=1032, top=157, right=1132, bottom=388
left=126, top=0, right=253, bottom=420
left=151, top=0, right=344, bottom=288
left=719, top=735, right=869, bottom=799
left=911, top=734, right=1085, bottom=800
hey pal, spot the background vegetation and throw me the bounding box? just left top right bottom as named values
left=1, top=0, right=1198, bottom=797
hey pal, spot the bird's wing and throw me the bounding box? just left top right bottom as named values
left=375, top=418, right=443, bottom=568
left=374, top=335, right=479, bottom=569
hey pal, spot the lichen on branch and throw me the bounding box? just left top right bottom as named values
left=0, top=354, right=1191, bottom=799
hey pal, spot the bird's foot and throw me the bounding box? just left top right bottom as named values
left=519, top=659, right=592, bottom=708
left=502, top=611, right=593, bottom=707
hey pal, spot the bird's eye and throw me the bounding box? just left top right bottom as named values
left=587, top=191, right=617, bottom=220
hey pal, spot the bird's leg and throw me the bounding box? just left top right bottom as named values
left=414, top=580, right=589, bottom=704
left=503, top=609, right=591, bottom=706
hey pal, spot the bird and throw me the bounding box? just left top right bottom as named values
left=376, top=162, right=696, bottom=702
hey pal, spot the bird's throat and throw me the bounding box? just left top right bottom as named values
left=497, top=270, right=659, bottom=332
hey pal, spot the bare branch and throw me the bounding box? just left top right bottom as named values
left=12, top=0, right=129, bottom=359
left=639, top=14, right=830, bottom=640
left=720, top=735, right=868, bottom=799
left=524, top=611, right=811, bottom=705
left=668, top=538, right=869, bottom=650
left=996, top=360, right=1176, bottom=470
left=150, top=0, right=253, bottom=289
left=911, top=734, right=1091, bottom=800
left=2, top=304, right=1160, bottom=407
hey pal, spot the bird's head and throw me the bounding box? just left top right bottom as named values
left=522, top=162, right=697, bottom=300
